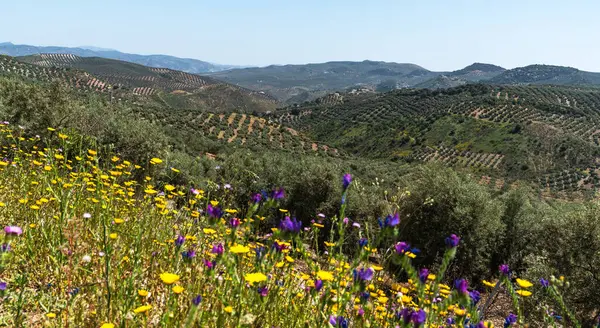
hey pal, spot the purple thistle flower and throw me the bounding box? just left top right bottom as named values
left=445, top=234, right=460, bottom=248
left=353, top=267, right=374, bottom=282
left=342, top=173, right=352, bottom=190
left=504, top=313, right=517, bottom=327
left=314, top=279, right=323, bottom=292
left=395, top=241, right=410, bottom=254
left=257, top=286, right=269, bottom=297
left=540, top=278, right=549, bottom=287
left=419, top=268, right=429, bottom=283
left=272, top=187, right=285, bottom=200
left=174, top=235, right=185, bottom=247
left=357, top=308, right=364, bottom=316
left=469, top=290, right=481, bottom=304
left=411, top=309, right=426, bottom=325
left=455, top=279, right=469, bottom=295
left=192, top=295, right=202, bottom=306
left=4, top=226, right=22, bottom=236
left=211, top=243, right=224, bottom=255
left=279, top=216, right=302, bottom=233
left=499, top=264, right=510, bottom=276
left=343, top=217, right=349, bottom=225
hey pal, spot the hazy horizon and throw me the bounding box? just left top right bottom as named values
left=2, top=0, right=600, bottom=71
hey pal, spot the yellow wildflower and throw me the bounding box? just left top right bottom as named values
left=230, top=245, right=250, bottom=254
left=317, top=271, right=334, bottom=281
left=172, top=285, right=185, bottom=294
left=133, top=305, right=152, bottom=314
left=244, top=272, right=267, bottom=283
left=516, top=278, right=533, bottom=288
left=516, top=289, right=532, bottom=297
left=160, top=273, right=180, bottom=285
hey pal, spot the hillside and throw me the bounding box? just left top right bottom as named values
left=271, top=84, right=600, bottom=195
left=207, top=60, right=439, bottom=103
left=0, top=42, right=239, bottom=73
left=489, top=64, right=600, bottom=85
left=0, top=54, right=276, bottom=113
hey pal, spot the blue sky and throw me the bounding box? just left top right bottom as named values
left=2, top=0, right=600, bottom=71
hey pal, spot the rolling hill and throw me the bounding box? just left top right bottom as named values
left=0, top=53, right=276, bottom=113
left=0, top=42, right=240, bottom=73
left=268, top=83, right=600, bottom=195
left=488, top=64, right=600, bottom=85
left=207, top=60, right=440, bottom=103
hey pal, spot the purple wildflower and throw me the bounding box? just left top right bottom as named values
left=445, top=234, right=460, bottom=248
left=342, top=173, right=352, bottom=190
left=211, top=243, right=224, bottom=255
left=419, top=268, right=429, bottom=283
left=469, top=290, right=481, bottom=304
left=540, top=278, right=549, bottom=288
left=352, top=222, right=361, bottom=228
left=343, top=217, right=349, bottom=225
left=4, top=226, right=22, bottom=236
left=314, top=279, right=323, bottom=291
left=380, top=212, right=400, bottom=227
left=272, top=187, right=285, bottom=200
left=206, top=204, right=223, bottom=218
left=329, top=315, right=348, bottom=328
left=280, top=216, right=302, bottom=233
left=504, top=313, right=517, bottom=327
left=455, top=279, right=469, bottom=295
left=358, top=238, right=368, bottom=247
left=0, top=243, right=10, bottom=253
left=0, top=281, right=6, bottom=291
left=400, top=308, right=413, bottom=324
left=192, top=295, right=202, bottom=306
left=258, top=286, right=269, bottom=297
left=174, top=235, right=185, bottom=247
left=395, top=241, right=410, bottom=254
left=411, top=309, right=426, bottom=325
left=203, top=259, right=215, bottom=270
left=181, top=249, right=196, bottom=260
left=499, top=264, right=510, bottom=276
left=229, top=217, right=241, bottom=228
left=251, top=193, right=262, bottom=203
left=353, top=267, right=374, bottom=282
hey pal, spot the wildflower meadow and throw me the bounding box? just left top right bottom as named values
left=0, top=125, right=585, bottom=327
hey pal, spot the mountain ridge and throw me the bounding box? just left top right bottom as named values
left=0, top=42, right=241, bottom=74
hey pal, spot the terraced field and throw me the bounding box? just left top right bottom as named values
left=270, top=84, right=600, bottom=194
left=13, top=54, right=277, bottom=113
left=0, top=55, right=110, bottom=91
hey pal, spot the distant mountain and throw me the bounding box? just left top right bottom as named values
left=208, top=60, right=439, bottom=103
left=78, top=45, right=118, bottom=52
left=488, top=64, right=600, bottom=85
left=0, top=42, right=240, bottom=74
left=449, top=63, right=505, bottom=81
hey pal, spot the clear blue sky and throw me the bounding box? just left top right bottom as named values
left=2, top=0, right=600, bottom=71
